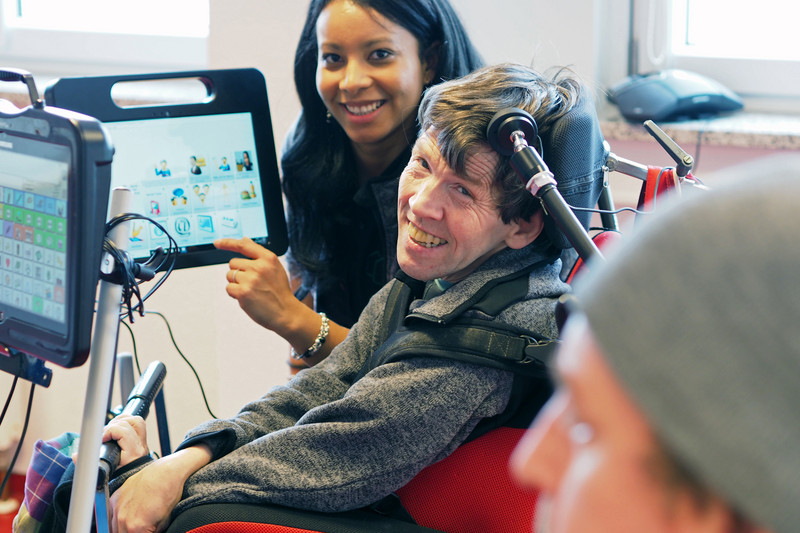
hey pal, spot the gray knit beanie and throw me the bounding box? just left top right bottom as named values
left=575, top=162, right=800, bottom=533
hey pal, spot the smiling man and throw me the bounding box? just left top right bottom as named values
left=512, top=169, right=800, bottom=533
left=41, top=64, right=588, bottom=533
left=397, top=134, right=537, bottom=282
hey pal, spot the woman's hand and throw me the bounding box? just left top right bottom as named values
left=216, top=237, right=349, bottom=366
left=215, top=237, right=310, bottom=338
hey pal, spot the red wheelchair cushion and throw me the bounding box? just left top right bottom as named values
left=397, top=426, right=539, bottom=532
left=186, top=524, right=319, bottom=533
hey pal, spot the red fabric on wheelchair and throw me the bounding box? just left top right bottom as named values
left=168, top=426, right=538, bottom=533
left=396, top=426, right=538, bottom=532
left=638, top=166, right=679, bottom=213
left=565, top=230, right=624, bottom=284
left=184, top=524, right=319, bottom=533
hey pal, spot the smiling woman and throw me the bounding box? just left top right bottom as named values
left=314, top=0, right=436, bottom=170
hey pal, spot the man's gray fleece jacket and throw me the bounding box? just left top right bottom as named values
left=137, top=244, right=566, bottom=517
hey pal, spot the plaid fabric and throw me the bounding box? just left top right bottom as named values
left=12, top=432, right=79, bottom=533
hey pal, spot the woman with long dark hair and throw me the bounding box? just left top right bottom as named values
left=217, top=0, right=482, bottom=369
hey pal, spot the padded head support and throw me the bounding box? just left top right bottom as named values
left=486, top=107, right=539, bottom=157
left=539, top=93, right=608, bottom=249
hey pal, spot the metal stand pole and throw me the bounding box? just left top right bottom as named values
left=66, top=188, right=132, bottom=533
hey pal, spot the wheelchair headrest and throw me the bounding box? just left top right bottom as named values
left=539, top=92, right=608, bottom=249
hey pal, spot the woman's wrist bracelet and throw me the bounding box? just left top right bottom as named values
left=291, top=312, right=329, bottom=360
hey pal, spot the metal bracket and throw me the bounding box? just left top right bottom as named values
left=0, top=348, right=53, bottom=387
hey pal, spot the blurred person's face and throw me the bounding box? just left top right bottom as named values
left=396, top=130, right=541, bottom=283
left=511, top=315, right=743, bottom=533
left=315, top=0, right=435, bottom=158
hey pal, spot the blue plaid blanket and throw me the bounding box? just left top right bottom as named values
left=12, top=432, right=79, bottom=533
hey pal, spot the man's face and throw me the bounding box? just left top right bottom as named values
left=511, top=315, right=734, bottom=533
left=396, top=130, right=541, bottom=283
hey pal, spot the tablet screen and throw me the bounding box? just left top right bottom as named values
left=104, top=112, right=271, bottom=260
left=0, top=136, right=70, bottom=334
left=44, top=68, right=288, bottom=270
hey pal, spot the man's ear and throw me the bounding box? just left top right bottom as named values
left=421, top=41, right=441, bottom=86
left=505, top=211, right=545, bottom=250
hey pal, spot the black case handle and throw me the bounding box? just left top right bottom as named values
left=0, top=67, right=43, bottom=108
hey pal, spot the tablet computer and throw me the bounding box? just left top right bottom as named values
left=45, top=68, right=288, bottom=269
left=0, top=86, right=113, bottom=368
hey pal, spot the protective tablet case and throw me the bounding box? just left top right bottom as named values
left=1, top=71, right=113, bottom=368
left=45, top=68, right=288, bottom=270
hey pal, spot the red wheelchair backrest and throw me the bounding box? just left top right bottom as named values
left=397, top=426, right=538, bottom=532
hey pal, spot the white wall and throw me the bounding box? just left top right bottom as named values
left=4, top=0, right=616, bottom=474
left=4, top=0, right=784, bottom=475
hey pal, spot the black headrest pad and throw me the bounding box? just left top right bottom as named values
left=539, top=93, right=608, bottom=249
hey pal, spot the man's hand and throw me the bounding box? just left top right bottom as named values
left=110, top=445, right=212, bottom=533
left=102, top=414, right=149, bottom=469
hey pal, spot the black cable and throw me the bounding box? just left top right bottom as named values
left=0, top=375, right=19, bottom=426
left=103, top=236, right=141, bottom=321
left=0, top=382, right=35, bottom=498
left=103, top=212, right=179, bottom=322
left=587, top=226, right=624, bottom=235
left=571, top=204, right=650, bottom=217
left=121, top=310, right=218, bottom=420
left=102, top=214, right=217, bottom=418
left=118, top=318, right=142, bottom=376
left=569, top=166, right=681, bottom=226
left=648, top=167, right=670, bottom=211
left=693, top=123, right=707, bottom=173
left=145, top=310, right=218, bottom=420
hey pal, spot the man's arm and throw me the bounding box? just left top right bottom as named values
left=104, top=312, right=380, bottom=532
left=174, top=357, right=514, bottom=515
left=110, top=444, right=212, bottom=533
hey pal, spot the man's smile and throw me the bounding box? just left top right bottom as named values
left=408, top=222, right=448, bottom=248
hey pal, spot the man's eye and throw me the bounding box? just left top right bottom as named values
left=417, top=157, right=430, bottom=170
left=456, top=185, right=471, bottom=197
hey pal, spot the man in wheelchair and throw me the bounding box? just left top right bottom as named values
left=40, top=63, right=595, bottom=532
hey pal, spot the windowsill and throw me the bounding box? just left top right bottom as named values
left=599, top=104, right=800, bottom=151
left=6, top=85, right=800, bottom=152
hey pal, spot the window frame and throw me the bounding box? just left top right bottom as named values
left=0, top=0, right=208, bottom=77
left=631, top=0, right=800, bottom=100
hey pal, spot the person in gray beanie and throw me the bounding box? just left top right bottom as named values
left=511, top=163, right=800, bottom=533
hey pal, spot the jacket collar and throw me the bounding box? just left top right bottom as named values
left=404, top=243, right=560, bottom=323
